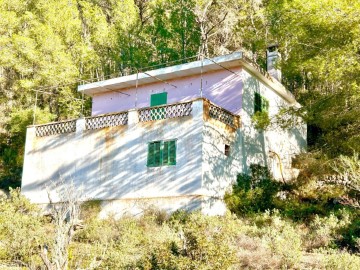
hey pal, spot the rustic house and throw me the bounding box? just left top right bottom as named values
left=21, top=51, right=306, bottom=216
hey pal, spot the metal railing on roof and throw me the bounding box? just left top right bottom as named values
left=79, top=56, right=199, bottom=85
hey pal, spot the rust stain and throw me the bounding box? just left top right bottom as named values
left=203, top=98, right=241, bottom=133
left=203, top=99, right=211, bottom=122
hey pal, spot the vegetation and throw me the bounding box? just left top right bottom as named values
left=0, top=0, right=359, bottom=268
left=1, top=0, right=359, bottom=188
left=0, top=190, right=359, bottom=269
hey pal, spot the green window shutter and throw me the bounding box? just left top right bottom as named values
left=254, top=92, right=262, bottom=113
left=147, top=143, right=155, bottom=166
left=163, top=141, right=169, bottom=165
left=147, top=140, right=176, bottom=167
left=150, top=92, right=167, bottom=106
left=168, top=140, right=176, bottom=165
left=154, top=141, right=161, bottom=166
left=150, top=92, right=167, bottom=120
left=261, top=96, right=269, bottom=112
left=147, top=142, right=161, bottom=167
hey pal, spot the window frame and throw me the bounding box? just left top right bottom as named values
left=224, top=144, right=230, bottom=157
left=254, top=92, right=269, bottom=113
left=147, top=139, right=177, bottom=167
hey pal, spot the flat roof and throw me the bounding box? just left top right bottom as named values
left=78, top=52, right=296, bottom=104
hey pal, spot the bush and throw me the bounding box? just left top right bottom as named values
left=0, top=188, right=46, bottom=268
left=253, top=210, right=303, bottom=269
left=308, top=210, right=351, bottom=250
left=224, top=165, right=282, bottom=215
left=321, top=249, right=360, bottom=270
left=134, top=212, right=240, bottom=270
left=251, top=111, right=270, bottom=130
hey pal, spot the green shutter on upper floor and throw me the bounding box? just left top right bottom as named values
left=150, top=92, right=168, bottom=120
left=254, top=92, right=262, bottom=113
left=261, top=96, right=269, bottom=112
left=150, top=92, right=167, bottom=106
left=254, top=92, right=269, bottom=113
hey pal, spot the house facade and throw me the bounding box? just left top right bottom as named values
left=21, top=52, right=306, bottom=216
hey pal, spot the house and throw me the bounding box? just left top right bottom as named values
left=21, top=50, right=306, bottom=216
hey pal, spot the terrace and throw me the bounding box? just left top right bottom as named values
left=32, top=98, right=240, bottom=137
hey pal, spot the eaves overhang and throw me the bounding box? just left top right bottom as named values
left=78, top=51, right=297, bottom=105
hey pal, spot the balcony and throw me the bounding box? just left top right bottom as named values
left=32, top=98, right=240, bottom=137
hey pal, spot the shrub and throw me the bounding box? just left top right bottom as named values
left=251, top=111, right=270, bottom=130
left=308, top=210, right=351, bottom=250
left=255, top=210, right=303, bottom=269
left=321, top=249, right=360, bottom=270
left=225, top=165, right=282, bottom=215
left=135, top=212, right=240, bottom=269
left=0, top=188, right=46, bottom=268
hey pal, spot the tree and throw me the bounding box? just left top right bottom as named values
left=40, top=181, right=84, bottom=270
left=265, top=0, right=360, bottom=156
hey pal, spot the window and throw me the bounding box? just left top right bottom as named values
left=150, top=92, right=167, bottom=120
left=254, top=92, right=269, bottom=113
left=224, top=144, right=230, bottom=157
left=147, top=140, right=176, bottom=167
left=150, top=92, right=167, bottom=106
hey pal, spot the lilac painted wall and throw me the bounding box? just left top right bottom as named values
left=92, top=67, right=243, bottom=116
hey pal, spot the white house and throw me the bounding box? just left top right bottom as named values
left=21, top=51, right=306, bottom=216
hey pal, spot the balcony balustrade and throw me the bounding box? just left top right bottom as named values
left=33, top=99, right=240, bottom=137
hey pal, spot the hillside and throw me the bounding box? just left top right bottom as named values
left=0, top=0, right=359, bottom=268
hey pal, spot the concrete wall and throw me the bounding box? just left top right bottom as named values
left=201, top=118, right=243, bottom=215
left=240, top=70, right=307, bottom=180
left=91, top=68, right=243, bottom=116
left=22, top=100, right=205, bottom=211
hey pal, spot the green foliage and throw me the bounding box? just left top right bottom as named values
left=224, top=165, right=281, bottom=214
left=332, top=152, right=360, bottom=194
left=0, top=108, right=54, bottom=189
left=0, top=188, right=45, bottom=267
left=266, top=0, right=360, bottom=156
left=251, top=111, right=270, bottom=130
left=256, top=210, right=303, bottom=268
left=321, top=249, right=360, bottom=270
left=0, top=194, right=358, bottom=269
left=308, top=210, right=352, bottom=249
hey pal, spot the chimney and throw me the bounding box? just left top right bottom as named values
left=266, top=44, right=282, bottom=82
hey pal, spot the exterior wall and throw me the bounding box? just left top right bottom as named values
left=22, top=101, right=205, bottom=210
left=240, top=70, right=307, bottom=180
left=201, top=118, right=243, bottom=215
left=91, top=68, right=243, bottom=116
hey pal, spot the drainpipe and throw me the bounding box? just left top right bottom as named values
left=269, top=150, right=286, bottom=183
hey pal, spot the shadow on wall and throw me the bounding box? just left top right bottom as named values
left=241, top=75, right=268, bottom=174
left=22, top=114, right=203, bottom=205
left=241, top=72, right=307, bottom=180
left=202, top=122, right=240, bottom=199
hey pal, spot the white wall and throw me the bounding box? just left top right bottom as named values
left=22, top=101, right=205, bottom=207
left=240, top=70, right=306, bottom=180
left=201, top=120, right=243, bottom=215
